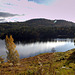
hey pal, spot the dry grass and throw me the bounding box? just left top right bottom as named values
left=0, top=49, right=75, bottom=75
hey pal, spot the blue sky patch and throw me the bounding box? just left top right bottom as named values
left=28, top=0, right=55, bottom=5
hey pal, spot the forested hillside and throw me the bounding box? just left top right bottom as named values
left=0, top=18, right=75, bottom=41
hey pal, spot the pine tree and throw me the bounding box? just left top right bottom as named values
left=5, top=35, right=19, bottom=65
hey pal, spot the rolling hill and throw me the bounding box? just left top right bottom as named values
left=0, top=18, right=75, bottom=40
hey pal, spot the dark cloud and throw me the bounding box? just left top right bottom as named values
left=0, top=12, right=19, bottom=17
left=0, top=19, right=7, bottom=23
left=0, top=19, right=5, bottom=21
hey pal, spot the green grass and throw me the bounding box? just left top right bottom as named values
left=0, top=49, right=75, bottom=75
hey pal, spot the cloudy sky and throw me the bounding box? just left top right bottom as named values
left=0, top=0, right=75, bottom=22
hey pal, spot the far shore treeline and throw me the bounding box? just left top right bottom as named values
left=0, top=18, right=75, bottom=41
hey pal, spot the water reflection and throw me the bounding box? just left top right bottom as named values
left=0, top=38, right=75, bottom=59
left=0, top=40, right=7, bottom=59
left=15, top=38, right=74, bottom=45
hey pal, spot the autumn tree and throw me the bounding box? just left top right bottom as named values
left=5, top=35, right=19, bottom=65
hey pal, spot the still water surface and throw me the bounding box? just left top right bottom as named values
left=0, top=38, right=75, bottom=59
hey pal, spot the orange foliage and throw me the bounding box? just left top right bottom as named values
left=5, top=35, right=19, bottom=65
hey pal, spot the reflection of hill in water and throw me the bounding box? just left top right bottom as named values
left=14, top=38, right=75, bottom=45
left=0, top=38, right=75, bottom=59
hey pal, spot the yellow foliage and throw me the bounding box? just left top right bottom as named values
left=5, top=35, right=19, bottom=65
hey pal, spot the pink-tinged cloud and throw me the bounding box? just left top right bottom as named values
left=0, top=0, right=75, bottom=22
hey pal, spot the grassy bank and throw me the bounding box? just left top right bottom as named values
left=0, top=49, right=75, bottom=75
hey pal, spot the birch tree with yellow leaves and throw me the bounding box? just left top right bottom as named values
left=5, top=35, right=19, bottom=65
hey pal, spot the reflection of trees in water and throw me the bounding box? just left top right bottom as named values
left=54, top=38, right=74, bottom=42
left=14, top=38, right=74, bottom=45
left=1, top=38, right=74, bottom=45
left=74, top=39, right=75, bottom=45
left=14, top=39, right=53, bottom=45
left=74, top=39, right=75, bottom=46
